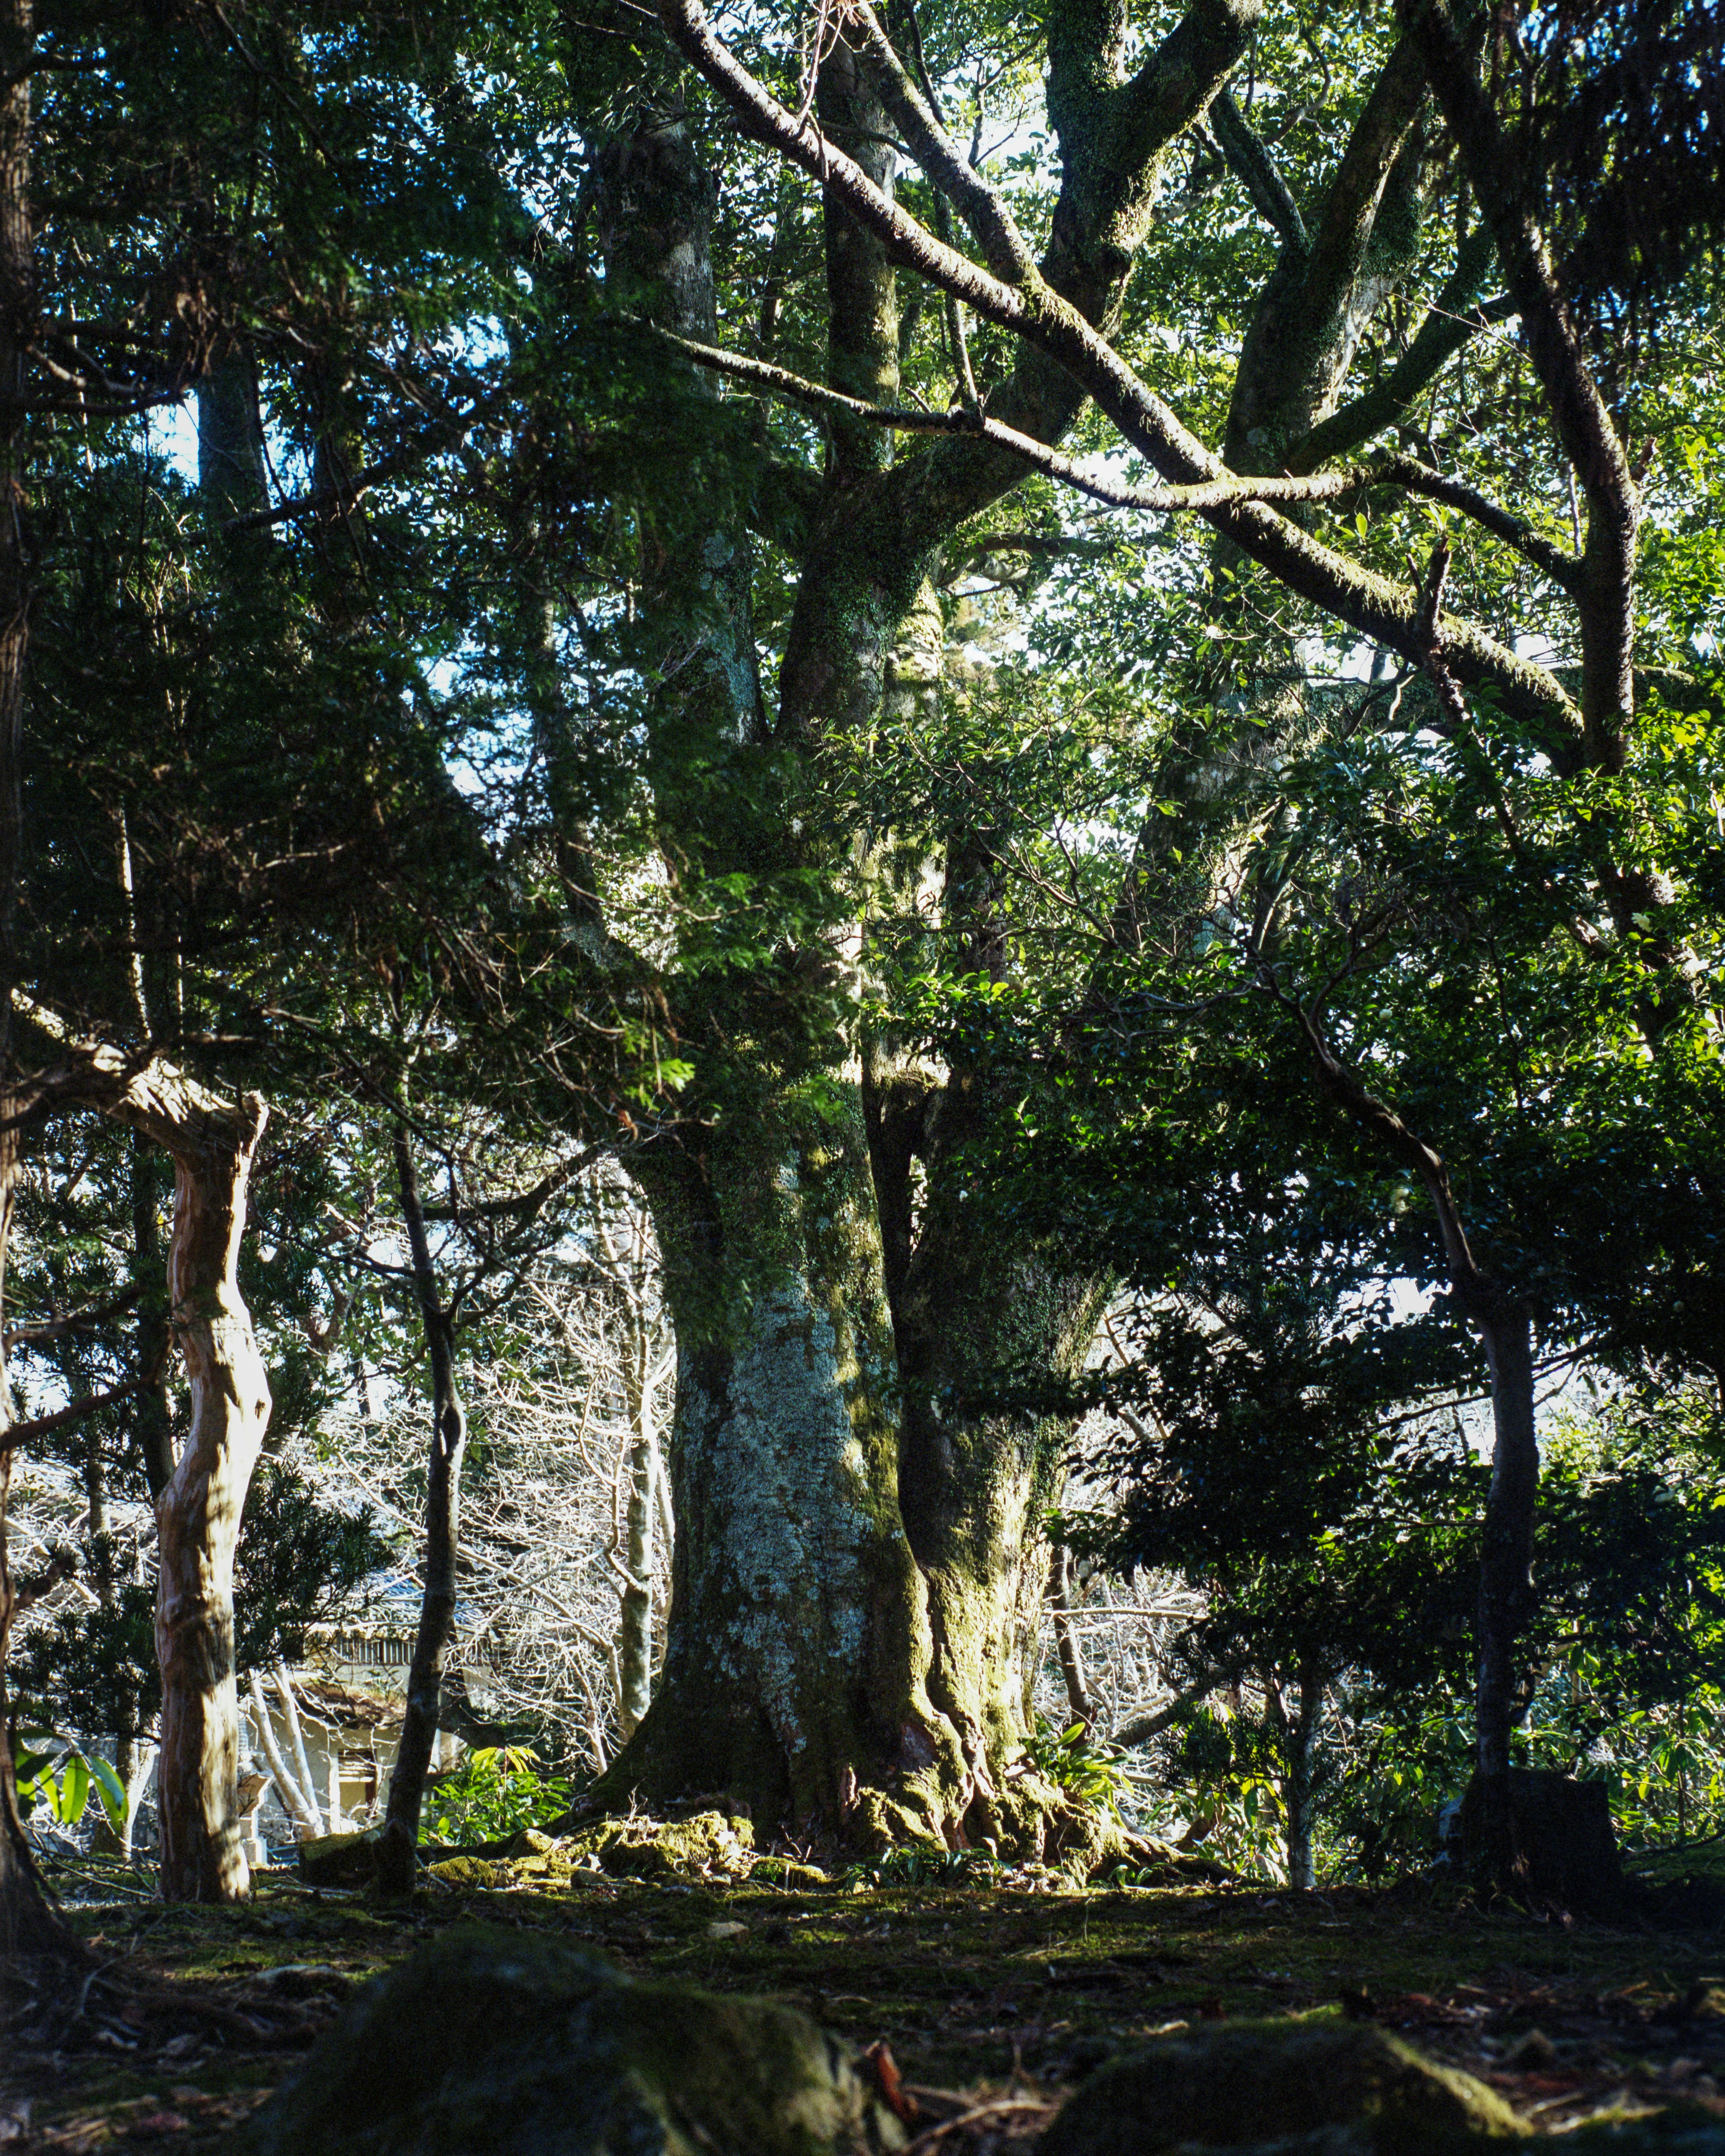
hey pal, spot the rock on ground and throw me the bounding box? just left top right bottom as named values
left=240, top=1925, right=906, bottom=2156
left=1039, top=2018, right=1528, bottom=2156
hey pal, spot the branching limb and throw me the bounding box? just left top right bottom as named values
left=1398, top=0, right=1637, bottom=754
left=0, top=1380, right=142, bottom=1454
left=4, top=1284, right=143, bottom=1349
left=1209, top=89, right=1309, bottom=254
left=1292, top=225, right=1505, bottom=470
left=647, top=320, right=1585, bottom=587
left=657, top=0, right=1584, bottom=753
left=849, top=0, right=1037, bottom=284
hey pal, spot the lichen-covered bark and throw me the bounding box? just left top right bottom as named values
left=581, top=4, right=1254, bottom=1847
left=599, top=1110, right=961, bottom=1837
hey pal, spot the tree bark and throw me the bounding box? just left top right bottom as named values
left=1051, top=1545, right=1093, bottom=1728
left=576, top=4, right=1247, bottom=1849
left=614, top=1288, right=657, bottom=1740
left=149, top=1091, right=272, bottom=1901
left=599, top=1117, right=956, bottom=1836
left=195, top=351, right=268, bottom=520
left=375, top=1128, right=467, bottom=1894
left=19, top=1010, right=275, bottom=1902
left=0, top=0, right=84, bottom=1962
left=1267, top=1662, right=1324, bottom=1890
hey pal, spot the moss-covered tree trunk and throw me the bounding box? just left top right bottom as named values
left=580, top=1, right=1253, bottom=1847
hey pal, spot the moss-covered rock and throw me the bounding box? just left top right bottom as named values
left=562, top=1809, right=756, bottom=1880
left=1039, top=2019, right=1527, bottom=2156
left=423, top=1854, right=505, bottom=1890
left=300, top=1827, right=383, bottom=1887
left=241, top=1925, right=907, bottom=2156
left=750, top=1856, right=834, bottom=1891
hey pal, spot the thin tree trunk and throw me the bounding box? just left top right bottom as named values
left=1050, top=1544, right=1092, bottom=1729
left=1290, top=1004, right=1541, bottom=1883
left=616, top=1400, right=654, bottom=1742
left=1470, top=1296, right=1538, bottom=1871
left=0, top=0, right=80, bottom=1962
left=1269, top=1662, right=1324, bottom=1891
left=121, top=1742, right=154, bottom=1864
left=375, top=1129, right=467, bottom=1894
left=83, top=1430, right=133, bottom=1857
left=150, top=1095, right=272, bottom=1901
left=248, top=1672, right=320, bottom=1837
left=600, top=1192, right=658, bottom=1741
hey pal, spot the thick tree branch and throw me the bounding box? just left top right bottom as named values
left=658, top=0, right=1583, bottom=754
left=647, top=321, right=1583, bottom=585
left=1290, top=225, right=1506, bottom=470
left=850, top=1, right=1036, bottom=285
left=1209, top=89, right=1309, bottom=255
left=1398, top=0, right=1637, bottom=756
left=0, top=1380, right=140, bottom=1453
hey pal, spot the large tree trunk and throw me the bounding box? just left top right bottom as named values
left=604, top=1115, right=959, bottom=1838
left=376, top=1129, right=467, bottom=1895
left=577, top=7, right=1251, bottom=1848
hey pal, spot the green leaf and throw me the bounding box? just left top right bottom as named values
left=88, top=1753, right=129, bottom=1834
left=56, top=1752, right=91, bottom=1826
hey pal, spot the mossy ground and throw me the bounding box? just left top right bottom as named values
left=5, top=1843, right=1723, bottom=2151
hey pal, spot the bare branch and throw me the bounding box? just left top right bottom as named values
left=1, top=1380, right=141, bottom=1454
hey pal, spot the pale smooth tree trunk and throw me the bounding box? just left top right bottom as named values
left=615, top=1365, right=655, bottom=1742
left=149, top=1091, right=272, bottom=1900
left=248, top=1671, right=321, bottom=1838
left=596, top=1185, right=666, bottom=1741
left=21, top=1006, right=274, bottom=1902
left=274, top=1662, right=324, bottom=1836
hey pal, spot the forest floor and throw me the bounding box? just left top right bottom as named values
left=3, top=1840, right=1723, bottom=2152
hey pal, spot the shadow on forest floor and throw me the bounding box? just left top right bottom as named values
left=4, top=1841, right=1723, bottom=2151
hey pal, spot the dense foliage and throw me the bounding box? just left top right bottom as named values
left=2, top=0, right=1722, bottom=1904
